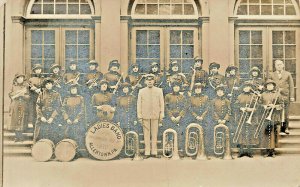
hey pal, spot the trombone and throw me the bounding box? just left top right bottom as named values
left=125, top=131, right=143, bottom=161
left=185, top=123, right=207, bottom=160
left=162, top=128, right=180, bottom=160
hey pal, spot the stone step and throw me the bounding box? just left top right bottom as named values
left=4, top=141, right=34, bottom=146
left=275, top=148, right=300, bottom=154
left=279, top=139, right=300, bottom=144
left=288, top=122, right=300, bottom=129
left=4, top=147, right=32, bottom=155
left=4, top=132, right=33, bottom=137
left=289, top=116, right=300, bottom=120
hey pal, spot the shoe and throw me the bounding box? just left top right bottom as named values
left=144, top=155, right=150, bottom=159
left=14, top=138, right=20, bottom=142
left=247, top=154, right=253, bottom=158
left=285, top=129, right=290, bottom=134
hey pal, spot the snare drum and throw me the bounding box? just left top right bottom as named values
left=31, top=139, right=55, bottom=162
left=55, top=139, right=78, bottom=162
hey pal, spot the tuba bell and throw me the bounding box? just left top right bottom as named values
left=125, top=131, right=143, bottom=161
left=185, top=123, right=207, bottom=160
left=162, top=128, right=180, bottom=160
left=214, top=123, right=232, bottom=160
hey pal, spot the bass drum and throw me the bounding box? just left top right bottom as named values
left=85, top=121, right=124, bottom=160
left=31, top=139, right=55, bottom=162
left=55, top=139, right=78, bottom=162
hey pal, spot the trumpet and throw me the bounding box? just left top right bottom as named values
left=125, top=131, right=143, bottom=160
left=214, top=123, right=232, bottom=159
left=162, top=128, right=180, bottom=160
left=185, top=123, right=207, bottom=160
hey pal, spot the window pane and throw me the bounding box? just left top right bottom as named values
left=148, top=0, right=158, bottom=3
left=273, top=45, right=284, bottom=58
left=31, top=60, right=42, bottom=66
left=81, top=4, right=92, bottom=14
left=160, top=0, right=170, bottom=3
left=31, top=45, right=43, bottom=58
left=77, top=60, right=89, bottom=73
left=56, top=0, right=66, bottom=2
left=159, top=4, right=170, bottom=15
left=239, top=31, right=250, bottom=44
left=251, top=59, right=263, bottom=71
left=56, top=4, right=66, bottom=14
left=44, top=0, right=54, bottom=2
left=149, top=31, right=160, bottom=44
left=249, top=0, right=259, bottom=3
left=239, top=45, right=250, bottom=58
left=136, top=31, right=147, bottom=44
left=173, top=0, right=183, bottom=3
left=273, top=5, right=284, bottom=15
left=32, top=31, right=42, bottom=44
left=249, top=5, right=260, bottom=15
left=239, top=60, right=251, bottom=74
left=261, top=5, right=272, bottom=15
left=251, top=45, right=262, bottom=58
left=69, top=4, right=79, bottom=14
left=285, top=45, right=296, bottom=58
left=44, top=45, right=55, bottom=58
left=31, top=4, right=42, bottom=14
left=286, top=5, right=296, bottom=15
left=44, top=31, right=55, bottom=44
left=135, top=4, right=146, bottom=14
left=184, top=4, right=194, bottom=15
left=43, top=4, right=54, bottom=14
left=65, top=45, right=77, bottom=58
left=136, top=45, right=148, bottom=58
left=237, top=5, right=247, bottom=15
left=69, top=0, right=79, bottom=2
left=149, top=45, right=160, bottom=58
left=272, top=31, right=283, bottom=44
left=78, top=31, right=90, bottom=44
left=251, top=31, right=262, bottom=44
left=78, top=45, right=90, bottom=58
left=285, top=31, right=295, bottom=44
left=285, top=60, right=296, bottom=74
left=182, top=59, right=193, bottom=73
left=273, top=0, right=284, bottom=3
left=285, top=0, right=293, bottom=4
left=172, top=4, right=182, bottom=15
left=182, top=45, right=193, bottom=58
left=44, top=59, right=55, bottom=73
left=147, top=4, right=158, bottom=15
left=170, top=31, right=181, bottom=44
left=261, top=0, right=272, bottom=3
left=182, top=30, right=193, bottom=44
left=170, top=45, right=181, bottom=58
left=66, top=31, right=77, bottom=44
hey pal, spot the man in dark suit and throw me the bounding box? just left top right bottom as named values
left=269, top=59, right=295, bottom=134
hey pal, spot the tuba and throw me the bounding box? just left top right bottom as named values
left=125, top=131, right=143, bottom=161
left=162, top=128, right=180, bottom=160
left=214, top=123, right=232, bottom=159
left=185, top=123, right=207, bottom=160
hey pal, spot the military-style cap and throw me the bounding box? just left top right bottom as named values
left=69, top=83, right=79, bottom=89
left=194, top=56, right=203, bottom=64
left=241, top=81, right=253, bottom=90
left=69, top=59, right=77, bottom=65
left=215, top=84, right=226, bottom=92
left=13, top=73, right=26, bottom=82
left=32, top=64, right=43, bottom=71
left=264, top=79, right=276, bottom=88
left=225, top=65, right=238, bottom=73
left=194, top=82, right=204, bottom=89
left=88, top=60, right=98, bottom=66
left=209, top=62, right=220, bottom=70
left=42, top=78, right=54, bottom=88
left=171, top=81, right=181, bottom=88
left=249, top=66, right=261, bottom=74
left=151, top=62, right=160, bottom=68
left=50, top=64, right=61, bottom=72
left=109, top=60, right=120, bottom=69
left=99, top=79, right=109, bottom=86
left=145, top=74, right=155, bottom=81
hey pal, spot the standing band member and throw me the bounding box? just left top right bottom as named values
left=64, top=60, right=81, bottom=86
left=225, top=65, right=240, bottom=100
left=104, top=60, right=122, bottom=93
left=207, top=62, right=225, bottom=99
left=166, top=61, right=188, bottom=94
left=248, top=67, right=264, bottom=93
left=8, top=73, right=30, bottom=142
left=34, top=78, right=62, bottom=144
left=49, top=64, right=63, bottom=92
left=149, top=62, right=165, bottom=89
left=125, top=64, right=144, bottom=96
left=84, top=60, right=103, bottom=93
left=188, top=57, right=208, bottom=91
left=137, top=74, right=164, bottom=158
left=269, top=59, right=295, bottom=134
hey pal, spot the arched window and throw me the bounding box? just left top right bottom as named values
left=26, top=0, right=95, bottom=18
left=132, top=0, right=198, bottom=19
left=234, top=0, right=300, bottom=100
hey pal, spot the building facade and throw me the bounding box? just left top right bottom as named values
left=1, top=0, right=300, bottom=124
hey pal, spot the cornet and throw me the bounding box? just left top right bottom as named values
left=162, top=128, right=180, bottom=160
left=125, top=131, right=143, bottom=161
left=185, top=123, right=207, bottom=160
left=214, top=123, right=232, bottom=159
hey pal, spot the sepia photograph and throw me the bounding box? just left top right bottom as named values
left=0, top=0, right=300, bottom=186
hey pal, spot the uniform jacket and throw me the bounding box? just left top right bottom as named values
left=62, top=94, right=85, bottom=121
left=104, top=71, right=121, bottom=88
left=211, top=96, right=231, bottom=122
left=137, top=86, right=164, bottom=120
left=85, top=70, right=103, bottom=88
left=36, top=90, right=62, bottom=120
left=165, top=92, right=187, bottom=118
left=188, top=94, right=209, bottom=119
left=188, top=68, right=208, bottom=87
left=92, top=91, right=114, bottom=106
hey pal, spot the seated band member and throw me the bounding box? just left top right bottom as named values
left=62, top=84, right=85, bottom=149
left=115, top=82, right=137, bottom=132
left=207, top=62, right=225, bottom=99
left=258, top=80, right=283, bottom=158
left=34, top=78, right=62, bottom=144
left=268, top=59, right=295, bottom=134
left=164, top=82, right=187, bottom=156
left=234, top=82, right=259, bottom=158
left=8, top=73, right=30, bottom=142
left=104, top=60, right=122, bottom=93
left=92, top=80, right=115, bottom=123
left=137, top=74, right=164, bottom=158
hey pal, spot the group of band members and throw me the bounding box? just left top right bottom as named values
left=7, top=57, right=295, bottom=158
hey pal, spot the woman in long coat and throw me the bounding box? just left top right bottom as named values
left=8, top=73, right=30, bottom=142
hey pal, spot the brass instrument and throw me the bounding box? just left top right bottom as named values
left=185, top=123, right=207, bottom=160
left=162, top=128, right=180, bottom=160
left=66, top=73, right=81, bottom=85
left=233, top=94, right=255, bottom=143
left=214, top=123, right=232, bottom=159
left=254, top=89, right=280, bottom=139
left=228, top=79, right=237, bottom=98
left=112, top=73, right=123, bottom=94
left=130, top=75, right=145, bottom=95
left=246, top=91, right=260, bottom=125
left=125, top=131, right=143, bottom=160
left=11, top=88, right=27, bottom=100
left=189, top=67, right=196, bottom=91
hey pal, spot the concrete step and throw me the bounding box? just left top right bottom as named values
left=275, top=148, right=300, bottom=154
left=4, top=147, right=32, bottom=155
left=288, top=122, right=300, bottom=129
left=4, top=132, right=33, bottom=137
left=289, top=116, right=300, bottom=120
left=4, top=141, right=34, bottom=146
left=279, top=139, right=300, bottom=144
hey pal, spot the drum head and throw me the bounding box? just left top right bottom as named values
left=32, top=139, right=54, bottom=162
left=55, top=140, right=77, bottom=162
left=86, top=121, right=124, bottom=160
